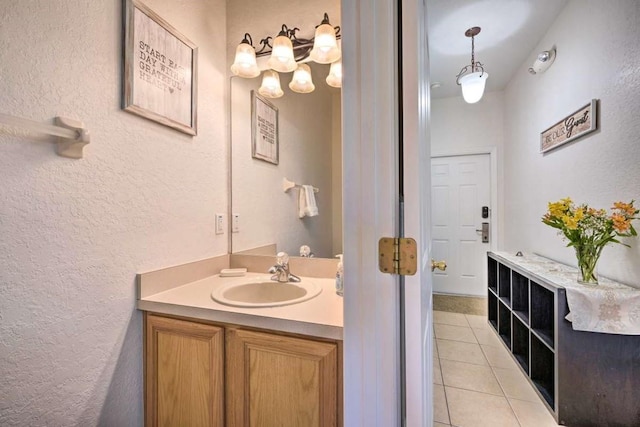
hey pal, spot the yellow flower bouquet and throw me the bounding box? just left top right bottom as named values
left=542, top=198, right=638, bottom=284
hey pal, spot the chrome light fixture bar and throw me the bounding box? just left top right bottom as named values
left=231, top=13, right=342, bottom=98
left=455, top=26, right=489, bottom=104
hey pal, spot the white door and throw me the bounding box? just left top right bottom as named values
left=431, top=154, right=491, bottom=296
left=342, top=0, right=432, bottom=426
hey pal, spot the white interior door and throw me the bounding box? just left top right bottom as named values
left=431, top=154, right=491, bottom=296
left=342, top=0, right=432, bottom=426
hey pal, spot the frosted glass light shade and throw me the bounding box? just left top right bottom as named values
left=289, top=64, right=315, bottom=93
left=326, top=60, right=342, bottom=88
left=267, top=35, right=297, bottom=72
left=310, top=24, right=341, bottom=64
left=230, top=42, right=260, bottom=78
left=459, top=71, right=489, bottom=104
left=258, top=70, right=284, bottom=98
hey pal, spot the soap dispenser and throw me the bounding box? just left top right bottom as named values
left=335, top=254, right=344, bottom=296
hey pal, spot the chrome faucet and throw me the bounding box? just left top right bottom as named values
left=268, top=252, right=301, bottom=283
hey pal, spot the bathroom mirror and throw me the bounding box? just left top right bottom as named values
left=228, top=0, right=342, bottom=259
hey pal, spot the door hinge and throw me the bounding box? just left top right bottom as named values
left=378, top=237, right=417, bottom=276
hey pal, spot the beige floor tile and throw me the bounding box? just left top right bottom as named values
left=509, top=398, right=560, bottom=427
left=437, top=339, right=487, bottom=365
left=434, top=310, right=470, bottom=327
left=481, top=343, right=517, bottom=369
left=434, top=324, right=478, bottom=343
left=440, top=359, right=503, bottom=395
left=472, top=327, right=503, bottom=347
left=493, top=367, right=540, bottom=402
left=433, top=423, right=450, bottom=427
left=446, top=387, right=520, bottom=427
left=434, top=360, right=443, bottom=385
left=465, top=314, right=489, bottom=329
left=433, top=384, right=450, bottom=424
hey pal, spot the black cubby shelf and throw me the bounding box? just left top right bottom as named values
left=486, top=252, right=640, bottom=427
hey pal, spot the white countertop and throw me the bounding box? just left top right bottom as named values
left=137, top=272, right=344, bottom=340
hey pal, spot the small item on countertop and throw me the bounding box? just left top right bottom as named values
left=335, top=254, right=343, bottom=296
left=219, top=268, right=247, bottom=277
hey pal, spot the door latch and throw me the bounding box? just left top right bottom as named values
left=476, top=222, right=489, bottom=243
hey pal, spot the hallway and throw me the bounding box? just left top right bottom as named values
left=433, top=310, right=560, bottom=427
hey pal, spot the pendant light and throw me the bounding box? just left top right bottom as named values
left=289, top=64, right=315, bottom=93
left=325, top=60, right=342, bottom=88
left=455, top=27, right=489, bottom=104
left=310, top=13, right=341, bottom=64
left=230, top=33, right=260, bottom=78
left=258, top=70, right=284, bottom=98
left=267, top=25, right=297, bottom=73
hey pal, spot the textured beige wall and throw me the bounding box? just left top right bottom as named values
left=0, top=0, right=228, bottom=424
left=503, top=0, right=640, bottom=288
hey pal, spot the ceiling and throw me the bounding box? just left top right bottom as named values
left=427, top=0, right=569, bottom=99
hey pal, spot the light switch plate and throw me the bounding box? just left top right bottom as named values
left=232, top=214, right=240, bottom=233
left=215, top=213, right=224, bottom=235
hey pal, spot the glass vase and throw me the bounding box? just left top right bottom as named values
left=574, top=244, right=600, bottom=285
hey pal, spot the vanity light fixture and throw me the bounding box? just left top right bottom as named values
left=455, top=26, right=489, bottom=104
left=231, top=13, right=342, bottom=98
left=325, top=60, right=342, bottom=88
left=230, top=33, right=260, bottom=78
left=310, top=13, right=341, bottom=64
left=289, top=64, right=315, bottom=93
left=267, top=25, right=298, bottom=73
left=258, top=70, right=284, bottom=98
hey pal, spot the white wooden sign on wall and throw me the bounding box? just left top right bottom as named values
left=123, top=0, right=198, bottom=135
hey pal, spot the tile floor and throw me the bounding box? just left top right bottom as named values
left=433, top=310, right=561, bottom=427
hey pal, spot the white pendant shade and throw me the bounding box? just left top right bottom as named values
left=267, top=35, right=297, bottom=73
left=459, top=71, right=488, bottom=104
left=310, top=23, right=341, bottom=64
left=258, top=70, right=284, bottom=98
left=289, top=64, right=315, bottom=93
left=230, top=42, right=260, bottom=78
left=326, top=60, right=342, bottom=88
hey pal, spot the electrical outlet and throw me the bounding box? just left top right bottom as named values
left=232, top=214, right=240, bottom=233
left=215, top=213, right=224, bottom=235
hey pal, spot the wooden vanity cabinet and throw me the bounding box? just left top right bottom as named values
left=226, top=328, right=339, bottom=427
left=144, top=313, right=342, bottom=427
left=145, top=314, right=225, bottom=427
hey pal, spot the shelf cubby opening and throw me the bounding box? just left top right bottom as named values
left=498, top=300, right=511, bottom=349
left=531, top=334, right=555, bottom=409
left=488, top=257, right=498, bottom=292
left=531, top=281, right=554, bottom=349
left=488, top=292, right=498, bottom=330
left=512, top=315, right=530, bottom=374
left=498, top=264, right=511, bottom=306
left=511, top=271, right=529, bottom=324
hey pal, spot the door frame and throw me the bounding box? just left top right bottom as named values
left=431, top=147, right=500, bottom=252
left=342, top=0, right=432, bottom=426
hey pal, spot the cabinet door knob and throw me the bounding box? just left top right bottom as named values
left=431, top=259, right=447, bottom=272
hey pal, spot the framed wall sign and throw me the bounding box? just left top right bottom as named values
left=251, top=91, right=279, bottom=165
left=540, top=99, right=598, bottom=153
left=123, top=0, right=198, bottom=135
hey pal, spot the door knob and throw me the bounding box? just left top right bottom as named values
left=431, top=259, right=447, bottom=272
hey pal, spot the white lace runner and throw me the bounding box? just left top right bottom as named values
left=494, top=252, right=640, bottom=335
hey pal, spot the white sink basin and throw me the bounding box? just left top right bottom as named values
left=211, top=277, right=322, bottom=308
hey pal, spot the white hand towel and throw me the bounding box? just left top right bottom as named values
left=298, top=185, right=319, bottom=218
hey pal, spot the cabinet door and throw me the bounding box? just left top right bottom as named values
left=145, top=314, right=224, bottom=427
left=226, top=328, right=339, bottom=427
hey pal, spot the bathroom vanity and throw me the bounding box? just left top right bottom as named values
left=137, top=256, right=343, bottom=427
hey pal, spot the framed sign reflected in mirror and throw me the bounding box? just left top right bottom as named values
left=123, top=0, right=198, bottom=135
left=251, top=91, right=279, bottom=165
